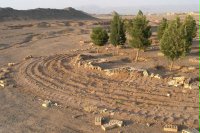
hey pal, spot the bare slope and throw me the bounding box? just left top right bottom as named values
left=0, top=7, right=95, bottom=21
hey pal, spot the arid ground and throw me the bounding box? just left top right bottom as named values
left=0, top=14, right=199, bottom=133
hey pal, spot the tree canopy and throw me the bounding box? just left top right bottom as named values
left=110, top=12, right=126, bottom=46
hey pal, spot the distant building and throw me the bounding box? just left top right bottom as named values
left=187, top=12, right=199, bottom=15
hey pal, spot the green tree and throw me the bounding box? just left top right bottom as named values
left=160, top=18, right=190, bottom=71
left=157, top=18, right=168, bottom=40
left=128, top=10, right=152, bottom=61
left=181, top=15, right=197, bottom=43
left=110, top=12, right=126, bottom=46
left=90, top=27, right=109, bottom=46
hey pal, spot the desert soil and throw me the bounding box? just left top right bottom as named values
left=0, top=15, right=199, bottom=133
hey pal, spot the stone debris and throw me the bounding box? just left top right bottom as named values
left=79, top=40, right=85, bottom=44
left=166, top=93, right=171, bottom=97
left=146, top=123, right=151, bottom=127
left=0, top=83, right=5, bottom=87
left=0, top=80, right=7, bottom=87
left=73, top=54, right=162, bottom=79
left=100, top=108, right=108, bottom=113
left=42, top=100, right=52, bottom=108
left=181, top=66, right=197, bottom=73
left=168, top=76, right=185, bottom=87
left=101, top=119, right=124, bottom=131
left=189, top=58, right=199, bottom=63
left=109, top=119, right=123, bottom=127
left=8, top=63, right=15, bottom=67
left=182, top=128, right=199, bottom=133
left=167, top=76, right=198, bottom=89
left=163, top=124, right=178, bottom=132
left=95, top=116, right=104, bottom=126
left=150, top=73, right=162, bottom=79
left=24, top=55, right=33, bottom=60
left=143, top=70, right=149, bottom=77
left=94, top=115, right=124, bottom=131
left=0, top=67, right=14, bottom=88
left=101, top=123, right=118, bottom=131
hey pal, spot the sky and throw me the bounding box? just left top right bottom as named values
left=0, top=0, right=199, bottom=14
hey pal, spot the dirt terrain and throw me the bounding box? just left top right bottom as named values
left=0, top=14, right=199, bottom=133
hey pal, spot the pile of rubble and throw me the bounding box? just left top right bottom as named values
left=143, top=70, right=162, bottom=79
left=95, top=116, right=123, bottom=131
left=168, top=76, right=199, bottom=89
left=42, top=100, right=59, bottom=108
left=104, top=67, right=144, bottom=76
left=163, top=124, right=199, bottom=133
left=0, top=67, right=13, bottom=88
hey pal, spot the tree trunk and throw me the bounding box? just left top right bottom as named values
left=116, top=46, right=119, bottom=55
left=135, top=49, right=139, bottom=62
left=117, top=47, right=119, bottom=55
left=96, top=47, right=99, bottom=53
left=170, top=61, right=174, bottom=71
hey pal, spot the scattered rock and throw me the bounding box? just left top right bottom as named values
left=24, top=55, right=33, bottom=60
left=8, top=63, right=15, bottom=67
left=0, top=83, right=5, bottom=87
left=42, top=100, right=52, bottom=108
left=168, top=76, right=185, bottom=87
left=146, top=123, right=151, bottom=127
left=166, top=93, right=171, bottom=97
left=143, top=70, right=149, bottom=77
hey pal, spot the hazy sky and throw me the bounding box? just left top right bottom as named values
left=0, top=0, right=198, bottom=9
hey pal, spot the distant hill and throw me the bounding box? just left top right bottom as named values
left=0, top=7, right=96, bottom=21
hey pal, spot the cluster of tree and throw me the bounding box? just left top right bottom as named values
left=90, top=12, right=126, bottom=47
left=158, top=15, right=197, bottom=70
left=90, top=10, right=197, bottom=70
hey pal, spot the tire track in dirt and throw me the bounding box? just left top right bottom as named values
left=14, top=52, right=199, bottom=127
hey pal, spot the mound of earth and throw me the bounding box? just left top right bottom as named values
left=0, top=7, right=96, bottom=21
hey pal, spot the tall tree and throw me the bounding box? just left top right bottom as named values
left=110, top=12, right=126, bottom=46
left=160, top=17, right=189, bottom=71
left=128, top=10, right=152, bottom=61
left=157, top=18, right=168, bottom=40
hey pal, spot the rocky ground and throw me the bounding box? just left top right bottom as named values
left=0, top=15, right=199, bottom=133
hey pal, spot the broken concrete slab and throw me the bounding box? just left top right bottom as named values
left=95, top=116, right=103, bottom=126
left=109, top=119, right=123, bottom=127
left=163, top=124, right=178, bottom=132
left=101, top=123, right=118, bottom=131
